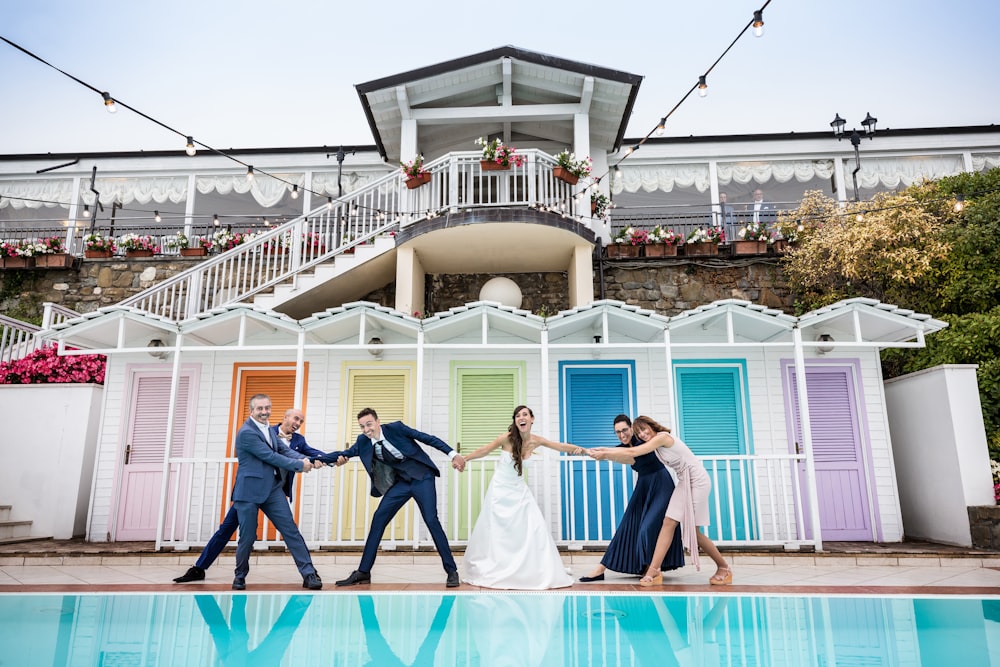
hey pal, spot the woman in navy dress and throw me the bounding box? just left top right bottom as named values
left=579, top=414, right=684, bottom=581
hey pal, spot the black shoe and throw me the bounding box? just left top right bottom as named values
left=173, top=566, right=205, bottom=583
left=446, top=570, right=460, bottom=588
left=303, top=573, right=323, bottom=590
left=232, top=577, right=246, bottom=591
left=579, top=573, right=605, bottom=582
left=336, top=570, right=371, bottom=587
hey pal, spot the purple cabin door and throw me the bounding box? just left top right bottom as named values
left=786, top=364, right=874, bottom=541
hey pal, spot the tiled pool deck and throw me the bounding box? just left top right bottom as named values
left=1, top=540, right=998, bottom=595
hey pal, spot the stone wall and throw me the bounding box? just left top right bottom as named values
left=0, top=256, right=795, bottom=324
left=968, top=506, right=1000, bottom=551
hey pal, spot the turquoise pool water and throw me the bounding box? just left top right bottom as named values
left=0, top=593, right=996, bottom=665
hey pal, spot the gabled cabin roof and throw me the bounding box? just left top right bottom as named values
left=356, top=46, right=642, bottom=161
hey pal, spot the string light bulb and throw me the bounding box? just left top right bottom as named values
left=856, top=211, right=865, bottom=222
left=154, top=210, right=161, bottom=223
left=290, top=184, right=299, bottom=199
left=83, top=204, right=91, bottom=218
left=213, top=214, right=220, bottom=226
left=954, top=194, right=965, bottom=212
left=698, top=75, right=708, bottom=98
left=752, top=10, right=765, bottom=37
left=102, top=92, right=116, bottom=113
left=246, top=166, right=254, bottom=181
left=185, top=137, right=196, bottom=156
left=654, top=118, right=666, bottom=136
left=327, top=197, right=334, bottom=210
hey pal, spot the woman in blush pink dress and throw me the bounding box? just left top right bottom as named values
left=589, top=415, right=732, bottom=587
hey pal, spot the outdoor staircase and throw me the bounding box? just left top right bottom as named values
left=0, top=504, right=45, bottom=545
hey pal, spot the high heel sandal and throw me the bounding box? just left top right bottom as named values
left=709, top=567, right=733, bottom=586
left=638, top=572, right=663, bottom=587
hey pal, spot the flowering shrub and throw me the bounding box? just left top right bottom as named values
left=39, top=236, right=64, bottom=254
left=737, top=221, right=773, bottom=242
left=84, top=233, right=116, bottom=252
left=119, top=234, right=159, bottom=252
left=687, top=226, right=726, bottom=244
left=992, top=460, right=1000, bottom=502
left=554, top=150, right=592, bottom=178
left=0, top=241, right=16, bottom=258
left=649, top=225, right=684, bottom=245
left=591, top=191, right=611, bottom=218
left=302, top=231, right=326, bottom=249
left=476, top=137, right=524, bottom=168
left=213, top=229, right=259, bottom=251
left=611, top=226, right=649, bottom=245
left=166, top=232, right=212, bottom=251
left=400, top=155, right=429, bottom=179
left=0, top=345, right=106, bottom=385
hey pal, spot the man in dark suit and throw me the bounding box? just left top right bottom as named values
left=231, top=394, right=322, bottom=590
left=320, top=407, right=466, bottom=588
left=173, top=407, right=326, bottom=584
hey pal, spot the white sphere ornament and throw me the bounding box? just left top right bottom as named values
left=479, top=277, right=522, bottom=308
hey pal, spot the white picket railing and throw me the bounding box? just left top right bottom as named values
left=0, top=303, right=80, bottom=363
left=158, top=452, right=816, bottom=552
left=117, top=150, right=587, bottom=321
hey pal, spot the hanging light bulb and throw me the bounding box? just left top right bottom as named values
left=290, top=184, right=299, bottom=199
left=246, top=166, right=254, bottom=181
left=856, top=211, right=865, bottom=222
left=213, top=214, right=220, bottom=226
left=752, top=10, right=765, bottom=37
left=954, top=194, right=965, bottom=212
left=154, top=210, right=161, bottom=223
left=654, top=118, right=666, bottom=137
left=185, top=136, right=196, bottom=156
left=102, top=92, right=117, bottom=113
left=698, top=76, right=708, bottom=98
left=83, top=204, right=91, bottom=218
left=327, top=197, right=334, bottom=210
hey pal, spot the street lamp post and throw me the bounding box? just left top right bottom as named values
left=830, top=112, right=878, bottom=202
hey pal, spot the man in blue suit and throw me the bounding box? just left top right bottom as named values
left=230, top=394, right=322, bottom=590
left=173, top=407, right=326, bottom=584
left=320, top=407, right=467, bottom=588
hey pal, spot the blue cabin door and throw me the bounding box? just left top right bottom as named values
left=559, top=362, right=636, bottom=541
left=675, top=363, right=755, bottom=541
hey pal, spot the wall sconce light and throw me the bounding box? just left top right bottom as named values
left=147, top=338, right=169, bottom=360
left=816, top=333, right=834, bottom=355
left=592, top=335, right=602, bottom=359
left=367, top=336, right=383, bottom=359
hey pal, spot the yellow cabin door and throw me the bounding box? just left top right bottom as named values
left=336, top=367, right=412, bottom=541
left=224, top=365, right=305, bottom=541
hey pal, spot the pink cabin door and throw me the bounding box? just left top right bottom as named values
left=115, top=371, right=194, bottom=541
left=786, top=363, right=875, bottom=541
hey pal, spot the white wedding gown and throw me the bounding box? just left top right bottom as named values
left=463, top=451, right=574, bottom=589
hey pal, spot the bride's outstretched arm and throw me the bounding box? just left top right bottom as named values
left=462, top=434, right=506, bottom=462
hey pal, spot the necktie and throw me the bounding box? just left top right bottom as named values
left=374, top=440, right=385, bottom=461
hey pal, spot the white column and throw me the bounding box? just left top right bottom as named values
left=567, top=244, right=594, bottom=308
left=394, top=245, right=425, bottom=317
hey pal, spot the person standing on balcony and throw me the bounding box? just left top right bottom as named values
left=588, top=415, right=732, bottom=587
left=230, top=394, right=323, bottom=590
left=747, top=188, right=775, bottom=224
left=718, top=193, right=737, bottom=243
left=173, top=407, right=327, bottom=584
left=578, top=414, right=684, bottom=582
left=318, top=407, right=466, bottom=588
left=461, top=405, right=584, bottom=589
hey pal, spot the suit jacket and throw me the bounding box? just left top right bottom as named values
left=232, top=418, right=307, bottom=504
left=322, top=421, right=453, bottom=498
left=271, top=425, right=326, bottom=501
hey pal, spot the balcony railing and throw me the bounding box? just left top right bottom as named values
left=0, top=303, right=80, bottom=363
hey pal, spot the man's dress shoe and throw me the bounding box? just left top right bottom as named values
left=173, top=566, right=205, bottom=583
left=232, top=577, right=246, bottom=591
left=446, top=570, right=460, bottom=588
left=335, top=570, right=371, bottom=587
left=302, top=573, right=323, bottom=590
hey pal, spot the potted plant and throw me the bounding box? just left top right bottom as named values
left=591, top=191, right=611, bottom=218
left=400, top=155, right=431, bottom=189
left=120, top=233, right=159, bottom=258
left=552, top=150, right=592, bottom=185
left=684, top=226, right=725, bottom=256
left=733, top=221, right=772, bottom=255
left=475, top=137, right=524, bottom=171
left=166, top=231, right=211, bottom=257
left=83, top=232, right=116, bottom=259
left=644, top=225, right=684, bottom=257
left=34, top=235, right=73, bottom=267
left=607, top=226, right=645, bottom=258
left=302, top=231, right=326, bottom=255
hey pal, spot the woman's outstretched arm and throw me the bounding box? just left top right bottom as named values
left=530, top=435, right=585, bottom=455
left=626, top=431, right=675, bottom=456
left=461, top=434, right=506, bottom=462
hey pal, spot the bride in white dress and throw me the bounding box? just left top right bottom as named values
left=461, top=405, right=583, bottom=589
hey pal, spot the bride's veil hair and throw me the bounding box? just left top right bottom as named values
left=507, top=405, right=533, bottom=476
left=632, top=415, right=672, bottom=436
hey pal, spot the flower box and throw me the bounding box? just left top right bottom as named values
left=405, top=172, right=431, bottom=189
left=771, top=239, right=789, bottom=254
left=481, top=160, right=510, bottom=172
left=125, top=249, right=154, bottom=258
left=85, top=249, right=113, bottom=259
left=35, top=253, right=74, bottom=268
left=643, top=244, right=678, bottom=257
left=180, top=247, right=208, bottom=257
left=2, top=256, right=36, bottom=269
left=684, top=242, right=718, bottom=257
left=732, top=240, right=768, bottom=256
left=552, top=166, right=579, bottom=185
left=606, top=243, right=640, bottom=258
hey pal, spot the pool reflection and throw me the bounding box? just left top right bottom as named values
left=6, top=593, right=998, bottom=665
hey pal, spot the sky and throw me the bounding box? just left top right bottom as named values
left=2, top=0, right=999, bottom=157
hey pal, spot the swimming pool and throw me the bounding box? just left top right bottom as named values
left=0, top=592, right=996, bottom=665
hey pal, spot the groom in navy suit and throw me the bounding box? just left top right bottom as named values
left=231, top=394, right=322, bottom=591
left=321, top=407, right=466, bottom=587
